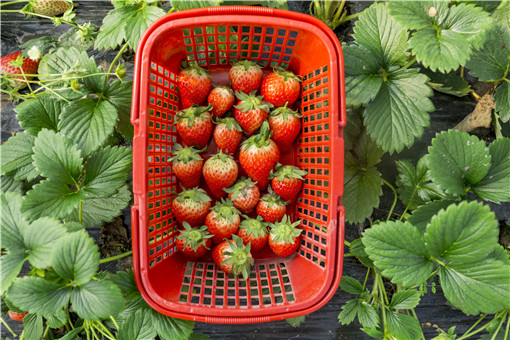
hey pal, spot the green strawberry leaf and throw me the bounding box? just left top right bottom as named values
left=340, top=276, right=364, bottom=295
left=33, top=129, right=84, bottom=185
left=344, top=109, right=363, bottom=151
left=349, top=238, right=374, bottom=268
left=1, top=249, right=27, bottom=295
left=338, top=296, right=379, bottom=328
left=353, top=3, right=410, bottom=68
left=492, top=1, right=510, bottom=28
left=52, top=230, right=99, bottom=284
left=151, top=309, right=195, bottom=340
left=494, top=82, right=510, bottom=123
left=59, top=98, right=118, bottom=157
left=111, top=270, right=140, bottom=301
left=103, top=80, right=134, bottom=140
left=420, top=68, right=471, bottom=97
left=406, top=199, right=457, bottom=234
left=7, top=277, right=72, bottom=316
left=364, top=68, right=434, bottom=154
left=362, top=221, right=435, bottom=287
left=343, top=45, right=383, bottom=108
left=285, top=315, right=306, bottom=328
left=1, top=192, right=29, bottom=249
left=472, top=138, right=510, bottom=202
left=489, top=244, right=510, bottom=265
left=45, top=309, right=67, bottom=328
left=1, top=175, right=23, bottom=194
left=466, top=25, right=510, bottom=81
left=24, top=217, right=68, bottom=269
left=82, top=146, right=132, bottom=198
left=389, top=290, right=421, bottom=310
left=117, top=309, right=157, bottom=340
left=387, top=311, right=423, bottom=340
left=71, top=280, right=125, bottom=321
left=439, top=259, right=510, bottom=315
left=15, top=95, right=64, bottom=135
left=21, top=179, right=85, bottom=221
left=22, top=313, right=44, bottom=340
left=170, top=0, right=222, bottom=11
left=424, top=201, right=498, bottom=263
left=427, top=130, right=491, bottom=196
left=0, top=132, right=38, bottom=181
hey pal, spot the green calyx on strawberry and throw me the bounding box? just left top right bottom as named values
left=175, top=187, right=211, bottom=204
left=260, top=186, right=288, bottom=207
left=270, top=163, right=307, bottom=181
left=235, top=60, right=262, bottom=72
left=170, top=143, right=205, bottom=163
left=224, top=177, right=257, bottom=200
left=269, top=102, right=302, bottom=122
left=214, top=117, right=243, bottom=133
left=177, top=222, right=213, bottom=252
left=210, top=198, right=241, bottom=224
left=273, top=66, right=301, bottom=83
left=175, top=104, right=212, bottom=128
left=269, top=215, right=302, bottom=244
left=241, top=120, right=274, bottom=151
left=234, top=90, right=273, bottom=113
left=222, top=235, right=254, bottom=279
left=240, top=215, right=269, bottom=238
left=181, top=64, right=211, bottom=77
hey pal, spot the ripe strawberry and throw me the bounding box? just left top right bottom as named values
left=175, top=104, right=213, bottom=149
left=239, top=121, right=280, bottom=191
left=270, top=163, right=307, bottom=204
left=30, top=0, right=70, bottom=17
left=234, top=91, right=273, bottom=137
left=202, top=151, right=239, bottom=199
left=213, top=117, right=243, bottom=155
left=229, top=60, right=263, bottom=94
left=170, top=144, right=204, bottom=189
left=256, top=188, right=287, bottom=223
left=224, top=177, right=260, bottom=214
left=212, top=235, right=254, bottom=279
left=171, top=187, right=212, bottom=227
left=8, top=310, right=28, bottom=322
left=208, top=85, right=235, bottom=118
left=268, top=104, right=302, bottom=152
left=0, top=51, right=40, bottom=89
left=177, top=65, right=212, bottom=109
left=176, top=222, right=213, bottom=259
left=268, top=215, right=303, bottom=257
left=206, top=199, right=241, bottom=244
left=260, top=66, right=301, bottom=107
left=237, top=215, right=269, bottom=252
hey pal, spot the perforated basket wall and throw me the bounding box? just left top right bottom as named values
left=131, top=6, right=346, bottom=324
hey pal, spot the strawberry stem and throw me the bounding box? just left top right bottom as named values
left=104, top=42, right=129, bottom=88
left=99, top=250, right=133, bottom=264
left=0, top=0, right=29, bottom=7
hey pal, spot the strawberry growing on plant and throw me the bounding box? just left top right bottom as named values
left=234, top=90, right=274, bottom=137
left=260, top=66, right=301, bottom=107
left=256, top=188, right=287, bottom=223
left=28, top=0, right=70, bottom=17
left=202, top=150, right=239, bottom=199
left=176, top=222, right=213, bottom=259
left=171, top=187, right=212, bottom=228
left=237, top=215, right=269, bottom=252
left=7, top=310, right=28, bottom=322
left=268, top=215, right=303, bottom=257
left=0, top=51, right=40, bottom=89
left=213, top=117, right=243, bottom=155
left=175, top=104, right=213, bottom=149
left=208, top=85, right=235, bottom=118
left=268, top=103, right=302, bottom=152
left=239, top=121, right=280, bottom=191
left=170, top=143, right=205, bottom=189
left=229, top=60, right=263, bottom=94
left=270, top=164, right=307, bottom=204
left=212, top=235, right=254, bottom=279
left=205, top=198, right=242, bottom=244
left=224, top=177, right=260, bottom=214
left=177, top=64, right=212, bottom=109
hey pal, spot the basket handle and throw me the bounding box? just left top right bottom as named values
left=207, top=6, right=275, bottom=16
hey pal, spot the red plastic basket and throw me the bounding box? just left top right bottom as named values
left=131, top=6, right=346, bottom=324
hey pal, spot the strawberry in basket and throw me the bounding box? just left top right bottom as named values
left=229, top=60, right=263, bottom=94
left=176, top=222, right=213, bottom=259
left=208, top=85, right=235, bottom=118
left=234, top=91, right=273, bottom=137
left=256, top=188, right=287, bottom=223
left=202, top=150, right=238, bottom=199
left=205, top=199, right=241, bottom=244
left=213, top=117, right=243, bottom=155
left=175, top=104, right=213, bottom=149
left=212, top=235, right=254, bottom=279
left=177, top=65, right=212, bottom=109
left=268, top=215, right=303, bottom=257
left=170, top=144, right=205, bottom=189
left=172, top=187, right=212, bottom=228
left=237, top=215, right=269, bottom=253
left=224, top=177, right=260, bottom=214
left=270, top=164, right=307, bottom=204
left=260, top=66, right=301, bottom=107
left=268, top=104, right=302, bottom=152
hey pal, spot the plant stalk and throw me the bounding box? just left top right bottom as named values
left=400, top=186, right=418, bottom=221
left=104, top=42, right=129, bottom=87
left=99, top=250, right=133, bottom=264
left=400, top=56, right=418, bottom=71
left=342, top=11, right=362, bottom=22
left=0, top=317, right=17, bottom=337
left=0, top=0, right=29, bottom=7
left=381, top=178, right=398, bottom=221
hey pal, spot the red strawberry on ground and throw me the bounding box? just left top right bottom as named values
left=234, top=90, right=273, bottom=137
left=212, top=235, right=254, bottom=279
left=170, top=144, right=205, bottom=189
left=0, top=51, right=40, bottom=89
left=8, top=310, right=28, bottom=322
left=213, top=117, right=243, bottom=155
left=229, top=60, right=263, bottom=94
left=176, top=222, right=213, bottom=259
left=224, top=177, right=260, bottom=214
left=270, top=163, right=307, bottom=204
left=202, top=150, right=238, bottom=199
left=177, top=65, right=212, bottom=109
left=268, top=215, right=303, bottom=257
left=260, top=66, right=301, bottom=107
left=205, top=199, right=241, bottom=244
left=29, top=0, right=70, bottom=16
left=237, top=215, right=269, bottom=252
left=208, top=85, right=235, bottom=118
left=256, top=188, right=287, bottom=223
left=171, top=187, right=212, bottom=227
left=268, top=103, right=302, bottom=152
left=239, top=121, right=280, bottom=191
left=175, top=104, right=213, bottom=149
